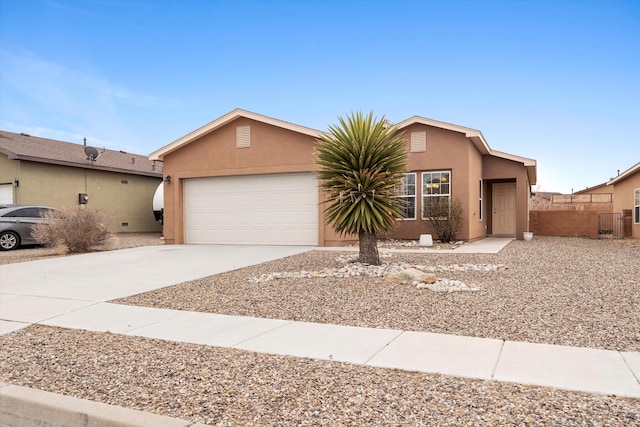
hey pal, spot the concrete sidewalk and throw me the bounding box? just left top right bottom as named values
left=1, top=240, right=638, bottom=425
left=37, top=301, right=640, bottom=399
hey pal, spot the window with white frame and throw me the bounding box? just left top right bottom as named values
left=479, top=178, right=483, bottom=220
left=397, top=173, right=416, bottom=219
left=422, top=171, right=451, bottom=219
left=635, top=188, right=640, bottom=224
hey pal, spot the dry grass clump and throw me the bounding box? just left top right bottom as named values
left=32, top=206, right=113, bottom=253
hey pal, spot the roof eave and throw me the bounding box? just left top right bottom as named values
left=0, top=147, right=18, bottom=159
left=395, top=116, right=491, bottom=155
left=606, top=161, right=640, bottom=186
left=526, top=165, right=537, bottom=186
left=8, top=154, right=162, bottom=178
left=150, top=108, right=324, bottom=161
left=574, top=182, right=607, bottom=194
left=490, top=150, right=537, bottom=185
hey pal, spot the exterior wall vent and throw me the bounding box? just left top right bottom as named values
left=410, top=131, right=426, bottom=152
left=236, top=125, right=251, bottom=149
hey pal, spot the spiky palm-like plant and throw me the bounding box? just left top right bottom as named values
left=315, top=112, right=408, bottom=265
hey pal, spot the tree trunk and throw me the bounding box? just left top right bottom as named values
left=358, top=230, right=380, bottom=265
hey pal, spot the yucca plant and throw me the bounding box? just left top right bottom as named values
left=315, top=112, right=408, bottom=265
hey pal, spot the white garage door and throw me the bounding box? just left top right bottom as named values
left=184, top=173, right=318, bottom=245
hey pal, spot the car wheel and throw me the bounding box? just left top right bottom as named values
left=0, top=231, right=20, bottom=251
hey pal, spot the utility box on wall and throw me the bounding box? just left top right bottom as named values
left=78, top=193, right=89, bottom=204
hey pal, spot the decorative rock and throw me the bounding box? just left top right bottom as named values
left=417, top=279, right=480, bottom=292
left=388, top=268, right=436, bottom=284
left=419, top=234, right=433, bottom=247
left=248, top=257, right=505, bottom=292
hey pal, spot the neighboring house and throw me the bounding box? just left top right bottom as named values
left=607, top=161, right=640, bottom=239
left=0, top=130, right=162, bottom=233
left=150, top=109, right=536, bottom=246
left=530, top=191, right=562, bottom=210
left=574, top=182, right=611, bottom=195
left=546, top=186, right=613, bottom=212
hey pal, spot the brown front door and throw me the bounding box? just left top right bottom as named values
left=492, top=183, right=516, bottom=235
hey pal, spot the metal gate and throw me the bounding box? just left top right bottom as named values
left=598, top=213, right=624, bottom=239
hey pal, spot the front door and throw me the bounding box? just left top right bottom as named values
left=492, top=183, right=516, bottom=235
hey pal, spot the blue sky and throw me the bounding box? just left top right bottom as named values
left=1, top=0, right=638, bottom=193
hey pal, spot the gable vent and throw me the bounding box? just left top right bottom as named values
left=236, top=125, right=251, bottom=149
left=410, top=131, right=426, bottom=152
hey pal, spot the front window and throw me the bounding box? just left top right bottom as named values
left=397, top=173, right=416, bottom=219
left=635, top=188, right=640, bottom=224
left=422, top=171, right=451, bottom=219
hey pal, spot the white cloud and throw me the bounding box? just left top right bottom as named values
left=0, top=49, right=181, bottom=153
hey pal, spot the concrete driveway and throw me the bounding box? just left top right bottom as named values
left=0, top=244, right=313, bottom=334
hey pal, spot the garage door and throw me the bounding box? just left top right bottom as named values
left=184, top=173, right=318, bottom=245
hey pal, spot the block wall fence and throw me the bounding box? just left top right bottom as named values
left=529, top=210, right=599, bottom=239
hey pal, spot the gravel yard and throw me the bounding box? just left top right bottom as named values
left=1, top=235, right=639, bottom=425
left=116, top=236, right=640, bottom=352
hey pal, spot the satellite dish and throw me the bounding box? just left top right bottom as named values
left=85, top=146, right=100, bottom=163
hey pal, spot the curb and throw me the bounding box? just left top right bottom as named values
left=0, top=382, right=208, bottom=427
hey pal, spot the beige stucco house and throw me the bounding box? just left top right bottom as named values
left=150, top=109, right=536, bottom=246
left=0, top=130, right=162, bottom=232
left=607, top=161, right=640, bottom=238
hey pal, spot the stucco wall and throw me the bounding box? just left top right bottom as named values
left=467, top=141, right=486, bottom=240
left=162, top=118, right=320, bottom=244
left=0, top=155, right=161, bottom=232
left=0, top=154, right=20, bottom=203
left=84, top=169, right=162, bottom=232
left=381, top=124, right=486, bottom=242
left=611, top=171, right=640, bottom=238
left=160, top=117, right=534, bottom=245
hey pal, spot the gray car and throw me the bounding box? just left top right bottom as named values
left=0, top=205, right=55, bottom=251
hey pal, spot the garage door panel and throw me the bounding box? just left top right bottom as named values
left=184, top=173, right=318, bottom=245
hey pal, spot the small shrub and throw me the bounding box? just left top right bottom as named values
left=422, top=197, right=464, bottom=243
left=32, top=206, right=114, bottom=253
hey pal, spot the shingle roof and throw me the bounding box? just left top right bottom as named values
left=0, top=130, right=162, bottom=177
